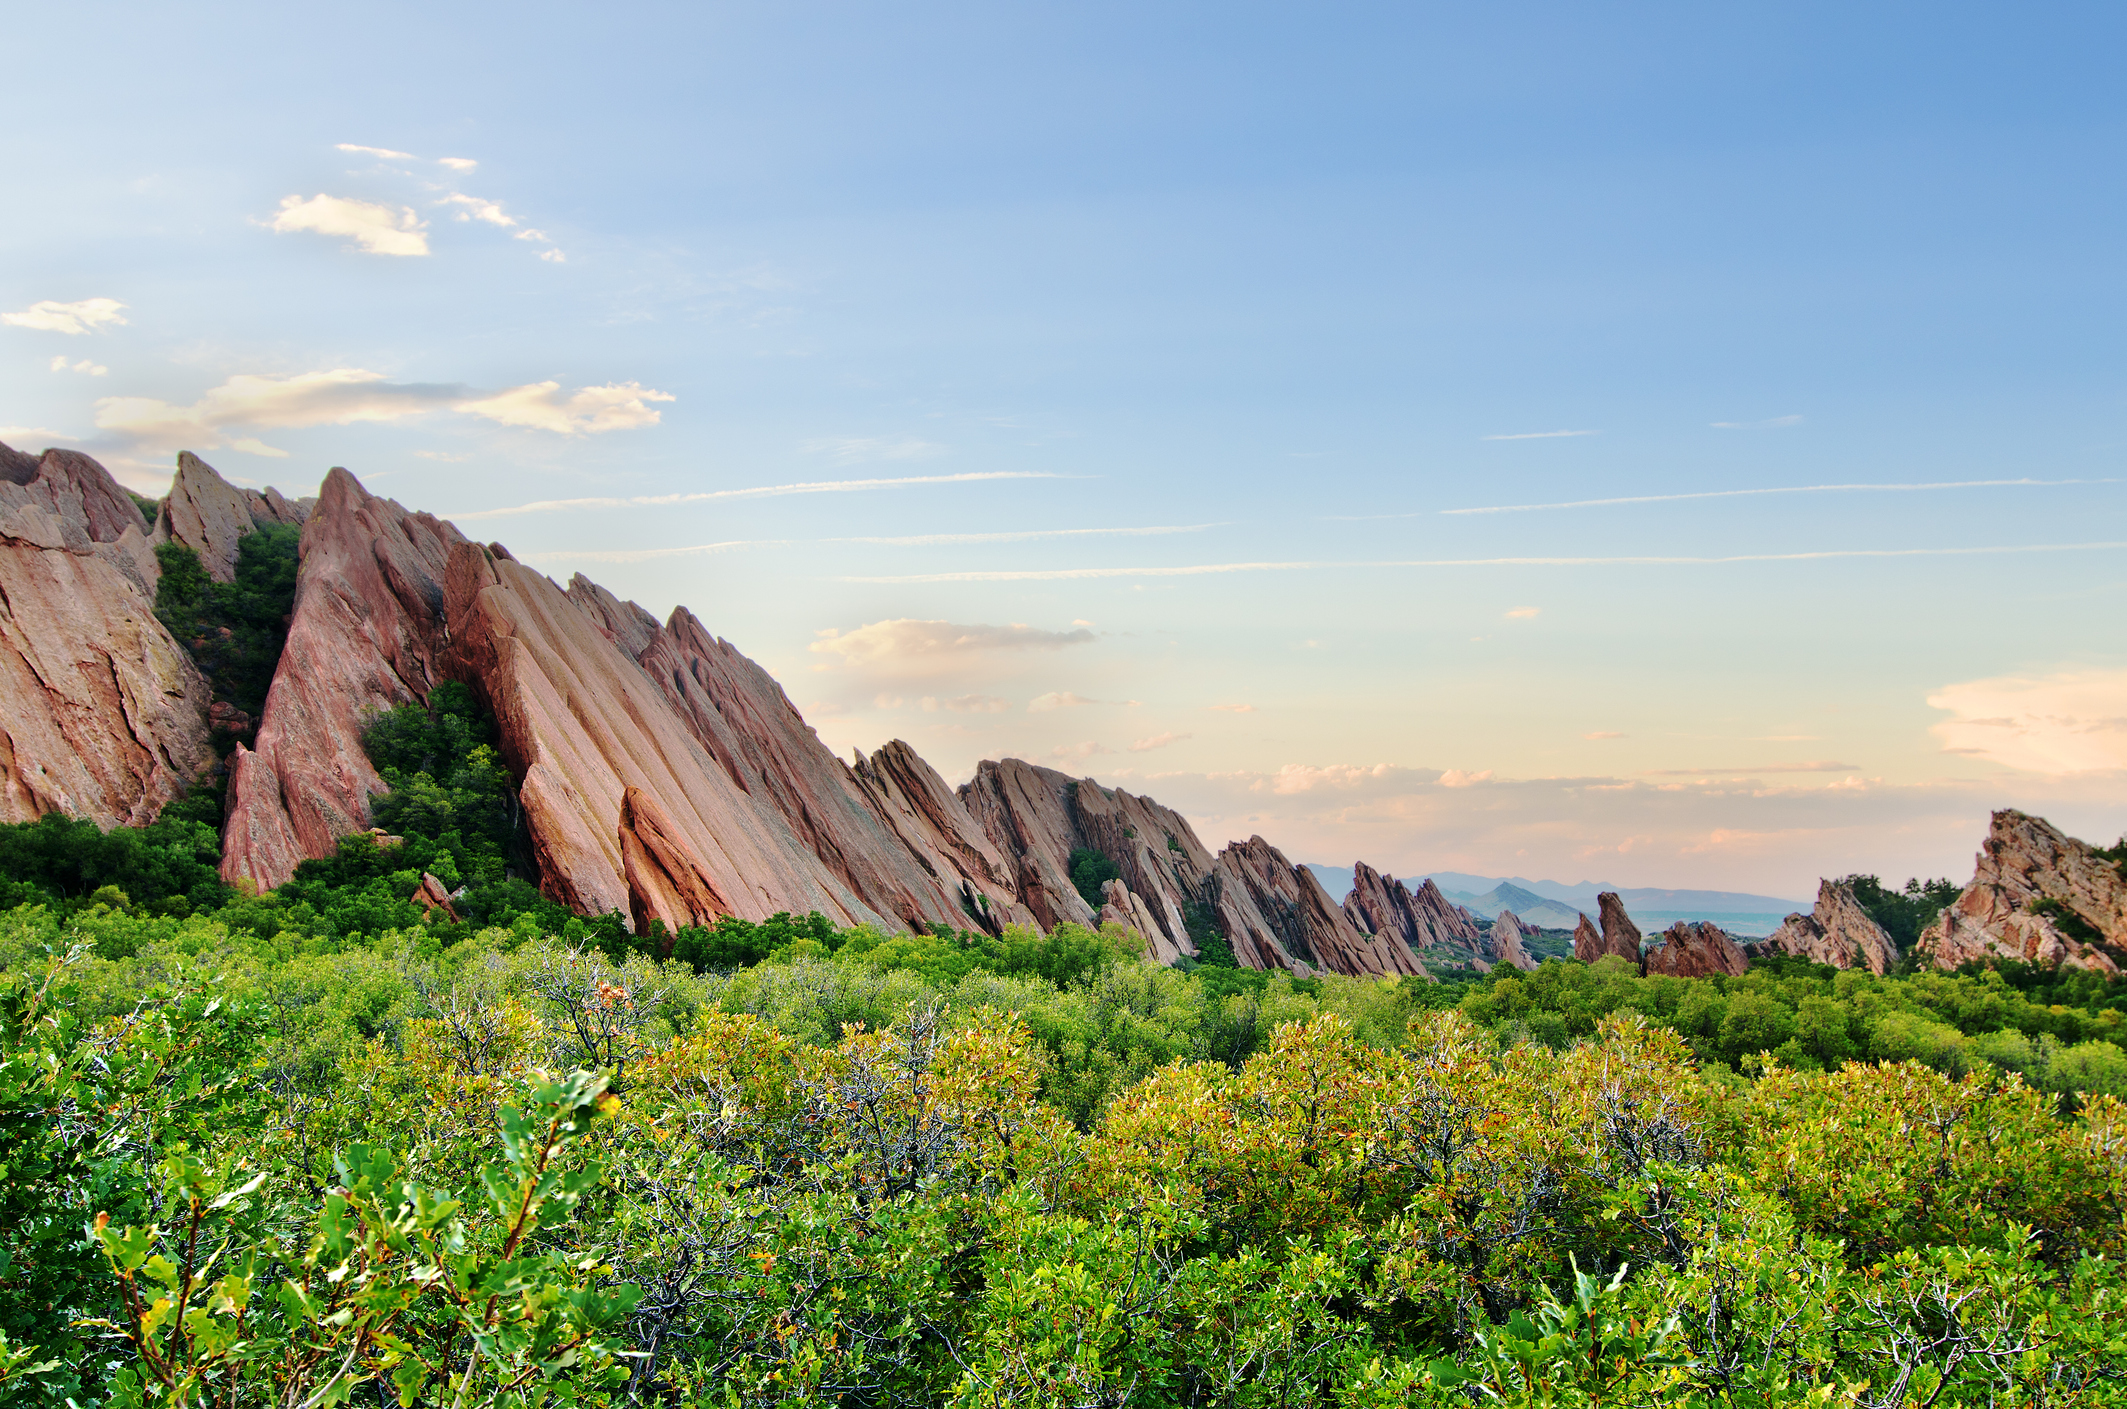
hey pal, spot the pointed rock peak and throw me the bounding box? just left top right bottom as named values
left=1643, top=920, right=1748, bottom=977
left=165, top=450, right=300, bottom=582
left=0, top=438, right=40, bottom=485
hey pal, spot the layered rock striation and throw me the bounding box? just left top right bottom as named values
left=1917, top=811, right=2126, bottom=975
left=1487, top=910, right=1540, bottom=972
left=156, top=451, right=310, bottom=582
left=1750, top=880, right=1899, bottom=974
left=0, top=441, right=212, bottom=826
left=1573, top=893, right=1643, bottom=964
left=1343, top=863, right=1485, bottom=969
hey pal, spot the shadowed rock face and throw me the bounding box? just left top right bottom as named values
left=1488, top=910, right=1540, bottom=971
left=1642, top=920, right=1749, bottom=978
left=620, top=785, right=731, bottom=935
left=0, top=443, right=211, bottom=825
left=1751, top=880, right=1899, bottom=974
left=220, top=468, right=464, bottom=889
left=1917, top=811, right=2126, bottom=975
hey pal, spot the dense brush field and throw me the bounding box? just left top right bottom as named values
left=2, top=675, right=2125, bottom=1406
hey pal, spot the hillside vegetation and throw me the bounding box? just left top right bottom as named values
left=1, top=689, right=2125, bottom=1406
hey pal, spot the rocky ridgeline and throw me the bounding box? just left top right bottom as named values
left=9, top=442, right=2123, bottom=983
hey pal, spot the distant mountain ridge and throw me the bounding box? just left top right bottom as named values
left=1304, top=865, right=1808, bottom=926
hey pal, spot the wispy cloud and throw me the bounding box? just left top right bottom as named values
left=50, top=355, right=108, bottom=377
left=454, top=471, right=1064, bottom=522
left=455, top=381, right=671, bottom=435
left=1130, top=731, right=1190, bottom=752
left=1505, top=606, right=1540, bottom=619
left=844, top=540, right=2127, bottom=583
left=4, top=297, right=128, bottom=335
left=1712, top=414, right=1802, bottom=429
left=523, top=520, right=1205, bottom=563
left=923, top=694, right=1011, bottom=713
left=437, top=157, right=478, bottom=172
left=1642, top=762, right=1860, bottom=776
left=91, top=369, right=671, bottom=454
left=1028, top=692, right=1102, bottom=712
left=439, top=193, right=517, bottom=228
left=1209, top=703, right=1256, bottom=713
left=811, top=619, right=1095, bottom=667
left=270, top=194, right=429, bottom=256
left=1440, top=478, right=2107, bottom=516
left=1583, top=731, right=1626, bottom=740
left=336, top=143, right=415, bottom=160
left=1482, top=429, right=1598, bottom=441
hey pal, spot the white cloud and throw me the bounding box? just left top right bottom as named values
left=1928, top=669, right=2127, bottom=774
left=440, top=193, right=517, bottom=227
left=4, top=297, right=128, bottom=335
left=1482, top=429, right=1598, bottom=441
left=336, top=143, right=415, bottom=159
left=1505, top=606, right=1540, bottom=619
left=515, top=228, right=551, bottom=242
left=1439, top=769, right=1495, bottom=787
left=1129, top=731, right=1189, bottom=752
left=804, top=436, right=944, bottom=464
left=270, top=194, right=430, bottom=256
left=437, top=156, right=478, bottom=171
left=89, top=368, right=668, bottom=451
left=94, top=369, right=465, bottom=448
left=1028, top=691, right=1101, bottom=712
left=227, top=438, right=289, bottom=458
left=1712, top=414, right=1803, bottom=429
left=49, top=356, right=108, bottom=376
left=1209, top=703, right=1256, bottom=713
left=811, top=619, right=1095, bottom=668
left=922, top=694, right=1011, bottom=713
left=455, top=381, right=672, bottom=435
left=538, top=248, right=567, bottom=263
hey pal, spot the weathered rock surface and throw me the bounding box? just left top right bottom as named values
left=619, top=785, right=731, bottom=935
left=1343, top=863, right=1485, bottom=968
left=1750, top=880, right=1899, bottom=974
left=1488, top=910, right=1540, bottom=971
left=1572, top=912, right=1605, bottom=963
left=413, top=872, right=461, bottom=922
left=1097, top=879, right=1174, bottom=962
left=156, top=452, right=309, bottom=582
left=1572, top=894, right=1643, bottom=964
left=1642, top=920, right=1749, bottom=977
left=439, top=541, right=886, bottom=927
left=220, top=468, right=466, bottom=889
left=1917, top=810, right=2126, bottom=975
left=0, top=442, right=212, bottom=825
left=853, top=741, right=1033, bottom=933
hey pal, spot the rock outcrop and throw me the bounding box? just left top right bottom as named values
left=1917, top=811, right=2126, bottom=975
left=1573, top=893, right=1643, bottom=964
left=1097, top=879, right=1173, bottom=962
left=1487, top=910, right=1540, bottom=971
left=619, top=785, right=732, bottom=935
left=220, top=468, right=466, bottom=889
left=439, top=541, right=887, bottom=926
left=156, top=452, right=309, bottom=582
left=0, top=442, right=212, bottom=825
left=1641, top=920, right=1749, bottom=977
left=1342, top=863, right=1486, bottom=969
left=853, top=741, right=1034, bottom=933
left=412, top=872, right=461, bottom=922
left=1751, top=880, right=1899, bottom=974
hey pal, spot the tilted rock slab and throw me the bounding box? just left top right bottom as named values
left=155, top=451, right=309, bottom=583
left=1642, top=920, right=1749, bottom=978
left=1574, top=893, right=1643, bottom=964
left=1342, top=863, right=1484, bottom=969
left=1917, top=810, right=2126, bottom=975
left=1750, top=880, right=1898, bottom=974
left=1488, top=909, right=1540, bottom=971
left=0, top=444, right=211, bottom=824
left=439, top=541, right=887, bottom=928
left=1098, top=878, right=1178, bottom=963
left=221, top=469, right=465, bottom=889
left=854, top=741, right=1034, bottom=934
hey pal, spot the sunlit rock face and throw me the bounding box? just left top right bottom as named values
left=1917, top=810, right=2126, bottom=976
left=0, top=441, right=212, bottom=827
left=1487, top=910, right=1540, bottom=972
left=1642, top=920, right=1749, bottom=978
left=1751, top=880, right=1899, bottom=975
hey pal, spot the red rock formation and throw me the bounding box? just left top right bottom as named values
left=1573, top=895, right=1642, bottom=964
left=619, top=785, right=732, bottom=935
left=1096, top=879, right=1170, bottom=960
left=1751, top=880, right=1898, bottom=974
left=1641, top=920, right=1749, bottom=977
left=156, top=452, right=309, bottom=582
left=1571, top=913, right=1603, bottom=963
left=1217, top=836, right=1427, bottom=977
left=439, top=541, right=884, bottom=926
left=0, top=443, right=212, bottom=825
left=1343, top=863, right=1483, bottom=968
left=1488, top=910, right=1540, bottom=971
left=854, top=741, right=1033, bottom=934
left=412, top=872, right=461, bottom=922
left=220, top=468, right=466, bottom=889
left=1917, top=811, right=2126, bottom=975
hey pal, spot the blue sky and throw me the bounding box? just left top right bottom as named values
left=6, top=1, right=2125, bottom=896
